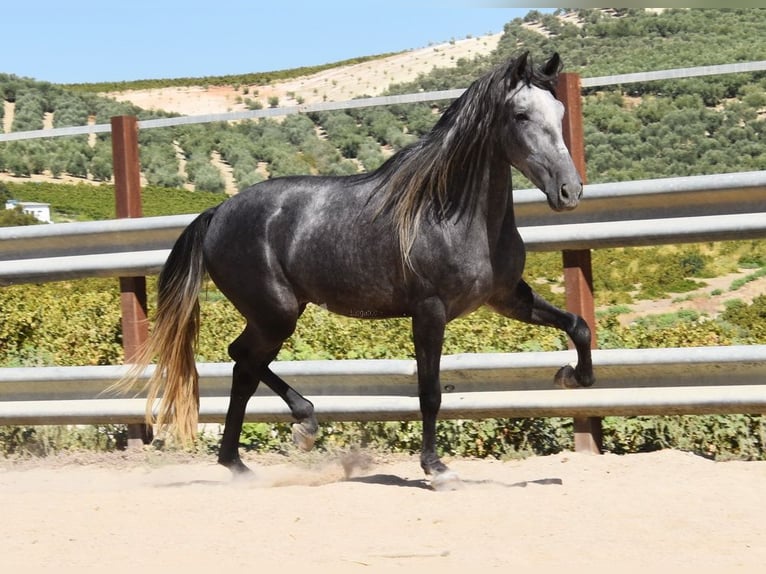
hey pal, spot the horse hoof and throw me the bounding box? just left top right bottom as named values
left=220, top=458, right=255, bottom=481
left=430, top=470, right=464, bottom=492
left=231, top=467, right=256, bottom=483
left=554, top=364, right=582, bottom=389
left=292, top=422, right=317, bottom=451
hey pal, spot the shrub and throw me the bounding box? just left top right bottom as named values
left=187, top=160, right=225, bottom=193
left=88, top=142, right=113, bottom=182
left=0, top=281, right=123, bottom=367
left=0, top=425, right=127, bottom=456
left=0, top=206, right=41, bottom=226
left=602, top=415, right=765, bottom=460
left=720, top=295, right=766, bottom=342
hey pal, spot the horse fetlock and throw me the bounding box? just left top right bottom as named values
left=299, top=404, right=317, bottom=426
left=575, top=365, right=595, bottom=387
left=422, top=453, right=464, bottom=491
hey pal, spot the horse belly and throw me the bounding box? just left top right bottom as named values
left=287, top=232, right=409, bottom=318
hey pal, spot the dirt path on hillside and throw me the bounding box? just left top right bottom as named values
left=101, top=34, right=501, bottom=116
left=2, top=100, right=13, bottom=133
left=616, top=270, right=766, bottom=325
left=1, top=449, right=765, bottom=572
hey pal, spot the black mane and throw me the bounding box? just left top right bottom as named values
left=367, top=52, right=560, bottom=266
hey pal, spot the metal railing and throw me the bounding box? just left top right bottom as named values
left=2, top=346, right=765, bottom=425
left=2, top=59, right=766, bottom=431
left=2, top=170, right=765, bottom=285
left=1, top=169, right=766, bottom=423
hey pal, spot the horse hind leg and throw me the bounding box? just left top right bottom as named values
left=260, top=368, right=319, bottom=451
left=217, top=319, right=318, bottom=477
left=218, top=354, right=261, bottom=476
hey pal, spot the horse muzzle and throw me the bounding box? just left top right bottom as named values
left=548, top=180, right=583, bottom=211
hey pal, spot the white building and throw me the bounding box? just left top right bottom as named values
left=4, top=200, right=52, bottom=223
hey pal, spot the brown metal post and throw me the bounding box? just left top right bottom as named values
left=111, top=115, right=153, bottom=447
left=556, top=73, right=602, bottom=454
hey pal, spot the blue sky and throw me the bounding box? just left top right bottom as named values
left=4, top=1, right=550, bottom=84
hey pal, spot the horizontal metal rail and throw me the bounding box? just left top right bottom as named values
left=1, top=171, right=765, bottom=285
left=579, top=60, right=766, bottom=88
left=3, top=213, right=766, bottom=285
left=3, top=386, right=765, bottom=426
left=522, top=212, right=766, bottom=252
left=1, top=61, right=764, bottom=143
left=1, top=347, right=765, bottom=425
left=0, top=213, right=195, bottom=262
left=513, top=170, right=766, bottom=226
left=3, top=170, right=765, bottom=259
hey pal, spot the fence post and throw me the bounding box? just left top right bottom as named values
left=556, top=73, right=602, bottom=454
left=111, top=115, right=153, bottom=448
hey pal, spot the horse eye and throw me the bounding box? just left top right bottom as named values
left=514, top=112, right=529, bottom=122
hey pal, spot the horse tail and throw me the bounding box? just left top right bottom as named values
left=117, top=206, right=219, bottom=443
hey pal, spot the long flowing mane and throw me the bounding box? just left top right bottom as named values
left=370, top=52, right=561, bottom=269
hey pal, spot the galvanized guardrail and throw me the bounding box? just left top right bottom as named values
left=2, top=170, right=765, bottom=426
left=2, top=170, right=765, bottom=285
left=1, top=346, right=765, bottom=425
left=1, top=56, right=765, bottom=428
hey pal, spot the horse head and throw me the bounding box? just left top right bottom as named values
left=502, top=52, right=583, bottom=211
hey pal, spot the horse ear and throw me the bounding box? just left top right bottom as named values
left=542, top=53, right=562, bottom=77
left=509, top=51, right=530, bottom=85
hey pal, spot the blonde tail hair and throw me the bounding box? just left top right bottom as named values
left=114, top=207, right=218, bottom=443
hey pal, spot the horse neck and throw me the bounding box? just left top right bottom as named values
left=481, top=158, right=514, bottom=247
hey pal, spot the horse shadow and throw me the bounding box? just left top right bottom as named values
left=151, top=474, right=563, bottom=490
left=154, top=479, right=229, bottom=488
left=346, top=474, right=563, bottom=490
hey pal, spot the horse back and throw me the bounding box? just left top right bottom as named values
left=202, top=176, right=411, bottom=316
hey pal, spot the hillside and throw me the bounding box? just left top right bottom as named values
left=101, top=34, right=502, bottom=116
left=0, top=34, right=501, bottom=194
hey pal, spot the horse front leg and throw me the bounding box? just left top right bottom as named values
left=412, top=297, right=462, bottom=491
left=490, top=279, right=594, bottom=389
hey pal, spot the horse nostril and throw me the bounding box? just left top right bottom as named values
left=561, top=182, right=583, bottom=202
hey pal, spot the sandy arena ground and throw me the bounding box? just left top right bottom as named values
left=1, top=448, right=765, bottom=572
